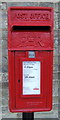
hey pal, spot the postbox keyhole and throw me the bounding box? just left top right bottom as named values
left=18, top=80, right=20, bottom=83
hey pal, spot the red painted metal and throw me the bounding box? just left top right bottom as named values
left=8, top=7, right=54, bottom=112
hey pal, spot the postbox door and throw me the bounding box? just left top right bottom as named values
left=14, top=51, right=53, bottom=112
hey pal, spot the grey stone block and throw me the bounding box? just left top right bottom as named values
left=2, top=112, right=17, bottom=118
left=53, top=104, right=58, bottom=111
left=58, top=64, right=60, bottom=72
left=2, top=66, right=8, bottom=73
left=2, top=64, right=8, bottom=73
left=2, top=10, right=7, bottom=20
left=2, top=48, right=8, bottom=56
left=54, top=3, right=59, bottom=12
left=0, top=2, right=7, bottom=10
left=2, top=9, right=7, bottom=30
left=58, top=12, right=60, bottom=20
left=38, top=2, right=53, bottom=7
left=58, top=45, right=60, bottom=54
left=54, top=12, right=58, bottom=31
left=58, top=39, right=60, bottom=46
left=7, top=2, right=38, bottom=8
left=0, top=2, right=2, bottom=10
left=58, top=72, right=60, bottom=79
left=54, top=12, right=58, bottom=21
left=2, top=19, right=7, bottom=30
left=0, top=11, right=2, bottom=29
left=2, top=10, right=7, bottom=30
left=53, top=96, right=58, bottom=104
left=58, top=81, right=60, bottom=98
left=0, top=65, right=2, bottom=73
left=58, top=56, right=60, bottom=64
left=54, top=30, right=58, bottom=39
left=53, top=72, right=58, bottom=79
left=2, top=30, right=7, bottom=41
left=2, top=88, right=8, bottom=99
left=53, top=81, right=58, bottom=96
left=58, top=21, right=60, bottom=29
left=53, top=64, right=58, bottom=71
left=58, top=112, right=60, bottom=118
left=2, top=106, right=8, bottom=114
left=53, top=56, right=58, bottom=65
left=58, top=30, right=60, bottom=45
left=0, top=82, right=2, bottom=88
left=2, top=73, right=8, bottom=82
left=0, top=73, right=2, bottom=83
left=58, top=2, right=60, bottom=12
left=2, top=82, right=8, bottom=88
left=0, top=89, right=2, bottom=98
left=54, top=47, right=59, bottom=56
left=2, top=40, right=7, bottom=49
left=2, top=97, right=8, bottom=106
left=2, top=53, right=8, bottom=72
left=34, top=109, right=58, bottom=118
left=54, top=21, right=58, bottom=30
left=54, top=38, right=58, bottom=47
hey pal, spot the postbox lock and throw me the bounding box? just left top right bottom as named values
left=18, top=80, right=20, bottom=83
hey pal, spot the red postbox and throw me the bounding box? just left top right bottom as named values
left=8, top=7, right=54, bottom=112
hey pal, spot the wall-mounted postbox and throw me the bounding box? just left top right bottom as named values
left=8, top=7, right=54, bottom=112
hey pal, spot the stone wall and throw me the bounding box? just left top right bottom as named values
left=58, top=2, right=60, bottom=119
left=0, top=2, right=60, bottom=119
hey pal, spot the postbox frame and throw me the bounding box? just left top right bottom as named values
left=8, top=7, right=54, bottom=112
